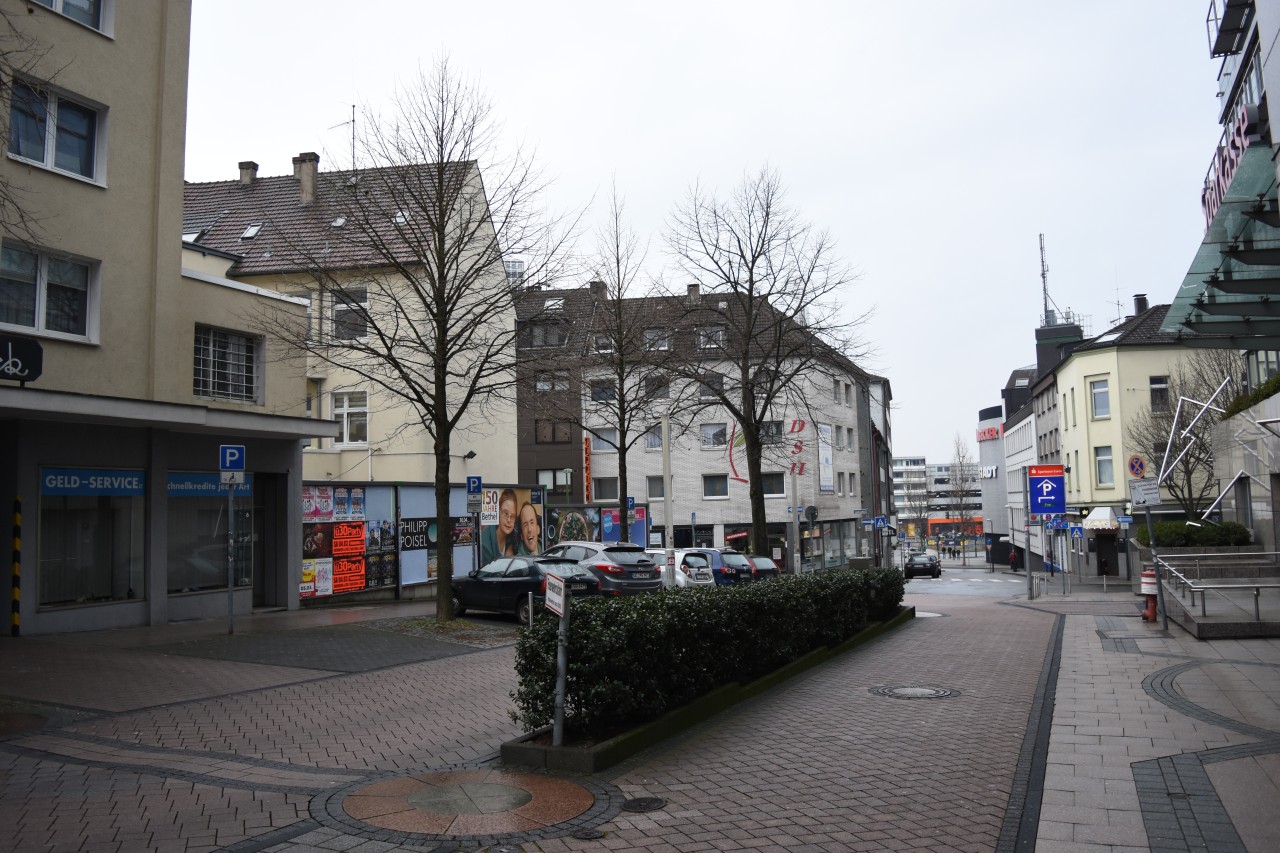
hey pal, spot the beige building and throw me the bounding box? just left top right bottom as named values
left=0, top=0, right=333, bottom=634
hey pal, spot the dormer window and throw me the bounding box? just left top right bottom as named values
left=393, top=210, right=408, bottom=225
left=241, top=222, right=263, bottom=240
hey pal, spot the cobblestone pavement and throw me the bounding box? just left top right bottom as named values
left=1, top=591, right=1278, bottom=852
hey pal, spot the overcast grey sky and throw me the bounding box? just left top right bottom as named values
left=185, top=0, right=1220, bottom=463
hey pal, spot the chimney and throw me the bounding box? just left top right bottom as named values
left=588, top=280, right=606, bottom=299
left=1134, top=293, right=1149, bottom=314
left=238, top=160, right=258, bottom=185
left=687, top=283, right=700, bottom=305
left=292, top=152, right=320, bottom=204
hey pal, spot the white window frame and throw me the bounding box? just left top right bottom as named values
left=644, top=328, right=672, bottom=351
left=7, top=78, right=106, bottom=184
left=0, top=243, right=97, bottom=341
left=699, top=373, right=723, bottom=398
left=592, top=333, right=614, bottom=353
left=762, top=472, right=785, bottom=497
left=193, top=325, right=261, bottom=404
left=33, top=0, right=110, bottom=33
left=589, top=379, right=616, bottom=402
left=1094, top=445, right=1114, bottom=487
left=647, top=475, right=665, bottom=500
left=1150, top=375, right=1170, bottom=412
left=592, top=427, right=619, bottom=453
left=1090, top=378, right=1110, bottom=419
left=644, top=424, right=662, bottom=451
left=702, top=474, right=729, bottom=499
left=701, top=423, right=728, bottom=449
left=697, top=326, right=725, bottom=349
left=592, top=477, right=619, bottom=501
left=332, top=390, right=369, bottom=446
left=535, top=370, right=570, bottom=392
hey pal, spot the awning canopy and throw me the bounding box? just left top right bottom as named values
left=1083, top=506, right=1119, bottom=530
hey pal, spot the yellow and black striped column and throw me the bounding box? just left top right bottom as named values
left=12, top=497, right=20, bottom=637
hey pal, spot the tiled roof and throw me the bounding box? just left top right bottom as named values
left=1071, top=304, right=1187, bottom=352
left=182, top=161, right=474, bottom=277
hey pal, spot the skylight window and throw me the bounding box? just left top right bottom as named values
left=544, top=297, right=564, bottom=311
left=1094, top=331, right=1121, bottom=343
left=182, top=230, right=203, bottom=243
left=331, top=217, right=346, bottom=228
left=393, top=211, right=408, bottom=225
left=241, top=222, right=263, bottom=240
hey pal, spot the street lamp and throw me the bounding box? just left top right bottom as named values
left=561, top=467, right=573, bottom=499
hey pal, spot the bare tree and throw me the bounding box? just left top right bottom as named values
left=949, top=434, right=980, bottom=566
left=522, top=188, right=696, bottom=541
left=1126, top=348, right=1243, bottom=517
left=665, top=167, right=870, bottom=558
left=900, top=481, right=931, bottom=548
left=257, top=59, right=576, bottom=621
left=1, top=8, right=57, bottom=243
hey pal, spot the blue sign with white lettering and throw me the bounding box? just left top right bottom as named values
left=219, top=445, right=245, bottom=471
left=41, top=467, right=145, bottom=496
left=1029, top=474, right=1065, bottom=514
left=627, top=496, right=635, bottom=510
left=466, top=476, right=482, bottom=495
left=168, top=472, right=252, bottom=497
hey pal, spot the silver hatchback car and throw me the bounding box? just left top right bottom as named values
left=542, top=541, right=662, bottom=595
left=645, top=549, right=716, bottom=588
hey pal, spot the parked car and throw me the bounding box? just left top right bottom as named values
left=673, top=548, right=759, bottom=585
left=747, top=555, right=781, bottom=580
left=904, top=553, right=941, bottom=580
left=452, top=556, right=600, bottom=623
left=541, top=541, right=662, bottom=595
left=645, top=549, right=716, bottom=588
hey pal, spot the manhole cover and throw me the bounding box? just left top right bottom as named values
left=621, top=796, right=666, bottom=812
left=869, top=685, right=961, bottom=700
left=915, top=611, right=943, bottom=618
left=572, top=828, right=606, bottom=839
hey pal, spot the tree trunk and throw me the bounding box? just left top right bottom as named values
left=617, top=456, right=630, bottom=543
left=434, top=427, right=454, bottom=621
left=744, top=429, right=768, bottom=557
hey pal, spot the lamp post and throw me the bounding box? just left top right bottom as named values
left=561, top=467, right=573, bottom=500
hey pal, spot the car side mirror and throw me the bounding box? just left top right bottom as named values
left=468, top=569, right=479, bottom=578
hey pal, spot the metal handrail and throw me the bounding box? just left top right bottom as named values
left=1159, top=558, right=1280, bottom=621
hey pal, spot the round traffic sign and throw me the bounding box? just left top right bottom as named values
left=1128, top=455, right=1146, bottom=478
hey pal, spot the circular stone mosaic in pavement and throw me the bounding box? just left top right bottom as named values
left=341, top=768, right=596, bottom=836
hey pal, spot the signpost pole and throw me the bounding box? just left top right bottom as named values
left=662, top=415, right=674, bottom=585
left=545, top=575, right=570, bottom=747
left=1025, top=468, right=1033, bottom=601
left=226, top=482, right=235, bottom=635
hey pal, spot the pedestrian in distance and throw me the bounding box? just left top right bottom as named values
left=1009, top=550, right=1019, bottom=572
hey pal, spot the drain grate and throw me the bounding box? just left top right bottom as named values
left=869, top=685, right=961, bottom=700
left=621, top=796, right=666, bottom=812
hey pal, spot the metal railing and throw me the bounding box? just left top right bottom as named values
left=1157, top=553, right=1280, bottom=621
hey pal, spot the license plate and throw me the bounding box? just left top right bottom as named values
left=632, top=571, right=652, bottom=579
left=570, top=583, right=587, bottom=591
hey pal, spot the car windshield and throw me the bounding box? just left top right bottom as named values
left=603, top=547, right=653, bottom=566
left=721, top=553, right=751, bottom=569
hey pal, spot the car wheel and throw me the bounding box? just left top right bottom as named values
left=516, top=598, right=532, bottom=625
left=933, top=569, right=941, bottom=579
left=451, top=594, right=467, bottom=617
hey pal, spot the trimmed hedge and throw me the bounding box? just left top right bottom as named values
left=510, top=568, right=905, bottom=739
left=1221, top=373, right=1280, bottom=419
left=1133, top=519, right=1251, bottom=548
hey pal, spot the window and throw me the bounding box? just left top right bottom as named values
left=1150, top=376, right=1169, bottom=412
left=701, top=423, right=728, bottom=448
left=590, top=380, right=616, bottom=402
left=8, top=79, right=102, bottom=180
left=762, top=472, right=785, bottom=496
left=0, top=244, right=92, bottom=337
left=193, top=326, right=260, bottom=403
left=644, top=424, right=662, bottom=450
left=543, top=297, right=564, bottom=312
left=333, top=391, right=368, bottom=445
left=593, top=427, right=618, bottom=452
left=333, top=288, right=367, bottom=340
left=241, top=223, right=263, bottom=240
left=592, top=334, right=613, bottom=353
left=528, top=323, right=568, bottom=347
left=535, top=371, right=569, bottom=392
left=330, top=217, right=346, bottom=228
left=1090, top=379, right=1110, bottom=418
left=837, top=472, right=845, bottom=495
left=646, top=374, right=669, bottom=399
left=845, top=383, right=852, bottom=406
left=1094, top=445, right=1114, bottom=486
left=593, top=477, right=618, bottom=501
left=535, top=420, right=572, bottom=444
left=39, top=468, right=143, bottom=607
left=33, top=0, right=102, bottom=30
left=833, top=378, right=841, bottom=403
left=697, top=326, right=725, bottom=349
left=537, top=468, right=572, bottom=492
left=644, top=329, right=671, bottom=350
left=699, top=373, right=723, bottom=398
left=761, top=420, right=784, bottom=444
left=703, top=474, right=729, bottom=498
left=647, top=475, right=665, bottom=499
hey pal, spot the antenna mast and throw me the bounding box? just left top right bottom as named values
left=1040, top=233, right=1051, bottom=325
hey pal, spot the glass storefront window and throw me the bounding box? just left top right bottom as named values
left=39, top=467, right=145, bottom=607
left=167, top=472, right=254, bottom=593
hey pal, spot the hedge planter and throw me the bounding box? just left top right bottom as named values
left=501, top=604, right=915, bottom=773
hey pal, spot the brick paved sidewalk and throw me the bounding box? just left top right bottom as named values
left=3, top=591, right=1277, bottom=851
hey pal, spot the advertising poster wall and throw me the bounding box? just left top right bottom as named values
left=301, top=484, right=395, bottom=598
left=479, top=486, right=545, bottom=565
left=543, top=503, right=650, bottom=548
left=599, top=506, right=648, bottom=545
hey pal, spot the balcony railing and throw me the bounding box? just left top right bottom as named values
left=1206, top=0, right=1253, bottom=58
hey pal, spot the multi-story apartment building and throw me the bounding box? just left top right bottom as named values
left=892, top=456, right=928, bottom=540
left=0, top=1, right=334, bottom=634
left=515, top=282, right=892, bottom=570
